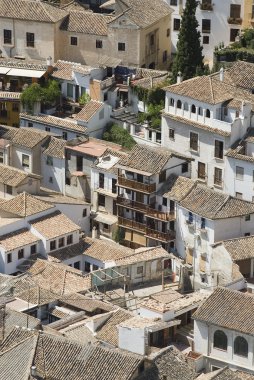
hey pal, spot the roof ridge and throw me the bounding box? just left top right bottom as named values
left=209, top=76, right=215, bottom=104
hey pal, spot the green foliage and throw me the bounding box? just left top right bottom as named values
left=172, top=0, right=204, bottom=83
left=112, top=227, right=125, bottom=243
left=102, top=123, right=136, bottom=150
left=21, top=80, right=60, bottom=111
left=78, top=92, right=91, bottom=105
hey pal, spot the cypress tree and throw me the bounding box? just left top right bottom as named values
left=172, top=0, right=204, bottom=83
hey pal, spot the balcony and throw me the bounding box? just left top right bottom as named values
left=118, top=216, right=146, bottom=233
left=227, top=17, right=242, bottom=25
left=200, top=1, right=213, bottom=11
left=118, top=175, right=156, bottom=193
left=146, top=207, right=175, bottom=221
left=145, top=228, right=175, bottom=242
left=117, top=196, right=148, bottom=212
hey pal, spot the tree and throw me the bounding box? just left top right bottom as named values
left=103, top=123, right=136, bottom=150
left=172, top=0, right=204, bottom=83
left=21, top=80, right=60, bottom=112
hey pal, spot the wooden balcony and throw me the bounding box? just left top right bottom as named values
left=146, top=208, right=175, bottom=221
left=117, top=196, right=148, bottom=212
left=145, top=228, right=175, bottom=242
left=118, top=175, right=156, bottom=193
left=118, top=216, right=146, bottom=233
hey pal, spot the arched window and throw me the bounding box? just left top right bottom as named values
left=177, top=100, right=182, bottom=109
left=170, top=98, right=174, bottom=106
left=198, top=107, right=203, bottom=116
left=213, top=330, right=228, bottom=351
left=206, top=109, right=211, bottom=118
left=191, top=104, right=196, bottom=113
left=184, top=102, right=188, bottom=111
left=234, top=336, right=248, bottom=357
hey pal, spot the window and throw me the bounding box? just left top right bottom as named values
left=96, top=39, right=103, bottom=48
left=28, top=122, right=33, bottom=128
left=70, top=36, right=78, bottom=46
left=188, top=212, right=193, bottom=223
left=214, top=330, right=228, bottom=351
left=201, top=217, right=206, bottom=229
left=198, top=162, right=206, bottom=180
left=214, top=168, right=222, bottom=186
left=30, top=245, right=36, bottom=255
left=118, top=42, right=125, bottom=51
left=112, top=178, right=117, bottom=194
left=190, top=132, right=198, bottom=151
left=7, top=253, right=12, bottom=263
left=26, top=32, right=34, bottom=47
left=177, top=100, right=182, bottom=109
left=162, top=197, right=167, bottom=206
left=236, top=192, right=243, bottom=199
left=215, top=140, right=224, bottom=159
left=46, top=156, right=53, bottom=166
left=50, top=240, right=56, bottom=251
left=49, top=176, right=53, bottom=184
left=85, top=261, right=91, bottom=272
left=4, top=29, right=12, bottom=44
left=12, top=103, right=19, bottom=112
left=245, top=214, right=251, bottom=221
left=0, top=152, right=3, bottom=163
left=206, top=109, right=210, bottom=118
left=62, top=132, right=68, bottom=140
left=98, top=194, right=105, bottom=207
left=67, top=234, right=73, bottom=245
left=167, top=28, right=170, bottom=37
left=203, top=36, right=209, bottom=44
left=245, top=232, right=250, bottom=237
left=18, top=249, right=24, bottom=260
left=159, top=170, right=166, bottom=183
left=234, top=336, right=248, bottom=357
left=230, top=28, right=239, bottom=42
left=230, top=4, right=241, bottom=19
left=74, top=261, right=80, bottom=270
left=66, top=177, right=71, bottom=186
left=162, top=50, right=168, bottom=62
left=58, top=237, right=65, bottom=248
left=22, top=154, right=29, bottom=168
left=191, top=104, right=196, bottom=113
left=202, top=19, right=211, bottom=33
left=137, top=266, right=143, bottom=275
left=99, top=173, right=105, bottom=188
left=67, top=83, right=73, bottom=98
left=45, top=126, right=51, bottom=132
left=173, top=18, right=181, bottom=31
left=182, top=162, right=188, bottom=173
left=236, top=166, right=244, bottom=180
left=170, top=0, right=177, bottom=5
left=103, top=223, right=109, bottom=231
left=6, top=185, right=12, bottom=195
left=170, top=98, right=174, bottom=106
left=169, top=128, right=175, bottom=140
left=150, top=34, right=155, bottom=46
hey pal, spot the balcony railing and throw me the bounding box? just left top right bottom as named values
left=118, top=216, right=146, bottom=233
left=145, top=228, right=175, bottom=242
left=117, top=196, right=148, bottom=212
left=146, top=207, right=175, bottom=221
left=200, top=1, right=213, bottom=11
left=227, top=17, right=242, bottom=25
left=118, top=175, right=156, bottom=193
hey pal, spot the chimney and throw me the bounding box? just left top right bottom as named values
left=219, top=67, right=224, bottom=82
left=46, top=56, right=53, bottom=74
left=177, top=71, right=183, bottom=84
left=31, top=366, right=37, bottom=377
left=92, top=226, right=98, bottom=239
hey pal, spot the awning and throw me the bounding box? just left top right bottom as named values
left=7, top=68, right=46, bottom=78
left=0, top=67, right=10, bottom=74
left=94, top=213, right=118, bottom=225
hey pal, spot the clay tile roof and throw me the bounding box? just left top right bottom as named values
left=111, top=0, right=172, bottom=29
left=96, top=308, right=133, bottom=346
left=59, top=292, right=115, bottom=313
left=193, top=287, right=254, bottom=334
left=160, top=174, right=196, bottom=201
left=42, top=136, right=67, bottom=159
left=225, top=61, right=254, bottom=91
left=115, top=246, right=169, bottom=266
left=0, top=192, right=54, bottom=217
left=11, top=127, right=50, bottom=148
left=221, top=235, right=254, bottom=261
left=28, top=259, right=91, bottom=295
left=60, top=10, right=114, bottom=35
left=84, top=237, right=133, bottom=262
left=52, top=60, right=93, bottom=80
left=0, top=228, right=39, bottom=252
left=0, top=164, right=40, bottom=187
left=180, top=184, right=254, bottom=219
left=48, top=238, right=89, bottom=263
left=29, top=210, right=80, bottom=239
left=16, top=285, right=59, bottom=306
left=0, top=0, right=68, bottom=22
left=74, top=100, right=104, bottom=122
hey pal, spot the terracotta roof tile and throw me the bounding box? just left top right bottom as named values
left=52, top=60, right=94, bottom=80
left=74, top=100, right=104, bottom=122
left=42, top=136, right=67, bottom=159
left=160, top=174, right=196, bottom=201
left=84, top=237, right=133, bottom=262
left=220, top=235, right=254, bottom=262
left=0, top=164, right=40, bottom=187
left=0, top=228, right=39, bottom=252
left=60, top=11, right=114, bottom=35
left=115, top=246, right=169, bottom=266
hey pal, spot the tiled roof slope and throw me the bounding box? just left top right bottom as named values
left=223, top=61, right=254, bottom=91
left=118, top=144, right=187, bottom=175
left=84, top=237, right=133, bottom=262
left=60, top=11, right=114, bottom=35
left=0, top=164, right=40, bottom=186
left=0, top=228, right=39, bottom=252
left=0, top=0, right=68, bottom=22
left=161, top=174, right=196, bottom=201
left=74, top=100, right=104, bottom=122
left=180, top=184, right=254, bottom=219
left=42, top=136, right=67, bottom=159
left=111, top=0, right=172, bottom=29
left=28, top=259, right=91, bottom=295
left=115, top=246, right=169, bottom=266
left=11, top=127, right=50, bottom=148
left=221, top=235, right=254, bottom=261
left=29, top=210, right=80, bottom=239
left=0, top=192, right=54, bottom=217
left=48, top=238, right=89, bottom=262
left=52, top=60, right=93, bottom=80
left=193, top=287, right=254, bottom=334
left=59, top=292, right=115, bottom=313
